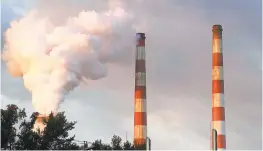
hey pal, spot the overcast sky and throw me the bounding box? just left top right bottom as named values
left=1, top=0, right=262, bottom=150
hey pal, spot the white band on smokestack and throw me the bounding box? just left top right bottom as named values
left=212, top=93, right=225, bottom=107
left=212, top=39, right=223, bottom=53
left=135, top=98, right=147, bottom=112
left=212, top=66, right=224, bottom=80
left=135, top=72, right=146, bottom=86
left=134, top=125, right=147, bottom=139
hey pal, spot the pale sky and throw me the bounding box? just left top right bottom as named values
left=1, top=0, right=262, bottom=150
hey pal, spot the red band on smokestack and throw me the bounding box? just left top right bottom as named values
left=134, top=33, right=147, bottom=148
left=134, top=112, right=147, bottom=125
left=137, top=40, right=145, bottom=46
left=135, top=60, right=146, bottom=72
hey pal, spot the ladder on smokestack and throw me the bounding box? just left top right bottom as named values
left=211, top=129, right=218, bottom=151
left=146, top=137, right=151, bottom=150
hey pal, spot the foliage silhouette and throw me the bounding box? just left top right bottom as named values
left=1, top=104, right=146, bottom=150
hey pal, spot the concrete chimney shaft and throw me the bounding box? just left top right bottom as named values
left=134, top=33, right=147, bottom=149
left=211, top=24, right=226, bottom=150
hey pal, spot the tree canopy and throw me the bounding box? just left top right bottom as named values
left=1, top=104, right=26, bottom=149
left=1, top=104, right=146, bottom=150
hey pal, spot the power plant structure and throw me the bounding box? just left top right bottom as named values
left=211, top=24, right=226, bottom=150
left=30, top=25, right=226, bottom=150
left=133, top=25, right=227, bottom=150
left=134, top=33, right=147, bottom=149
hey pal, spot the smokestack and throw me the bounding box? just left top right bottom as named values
left=211, top=24, right=226, bottom=150
left=134, top=33, right=147, bottom=149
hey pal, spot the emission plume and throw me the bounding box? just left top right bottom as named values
left=2, top=7, right=135, bottom=115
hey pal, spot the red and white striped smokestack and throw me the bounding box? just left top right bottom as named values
left=211, top=24, right=226, bottom=150
left=134, top=33, right=147, bottom=148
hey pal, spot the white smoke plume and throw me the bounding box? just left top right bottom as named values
left=2, top=6, right=136, bottom=115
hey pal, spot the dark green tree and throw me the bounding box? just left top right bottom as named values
left=92, top=139, right=105, bottom=150
left=14, top=112, right=41, bottom=150
left=123, top=140, right=133, bottom=150
left=1, top=104, right=142, bottom=150
left=101, top=143, right=112, bottom=150
left=111, top=135, right=123, bottom=150
left=91, top=135, right=135, bottom=150
left=1, top=104, right=26, bottom=149
left=41, top=112, right=79, bottom=150
left=15, top=111, right=79, bottom=150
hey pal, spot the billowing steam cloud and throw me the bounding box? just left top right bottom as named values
left=2, top=7, right=136, bottom=115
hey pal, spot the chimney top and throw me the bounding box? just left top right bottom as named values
left=212, top=24, right=223, bottom=31
left=136, top=33, right=146, bottom=39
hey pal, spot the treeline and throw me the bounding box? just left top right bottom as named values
left=1, top=104, right=146, bottom=150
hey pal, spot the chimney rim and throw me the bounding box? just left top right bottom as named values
left=136, top=33, right=146, bottom=39
left=212, top=24, right=223, bottom=31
